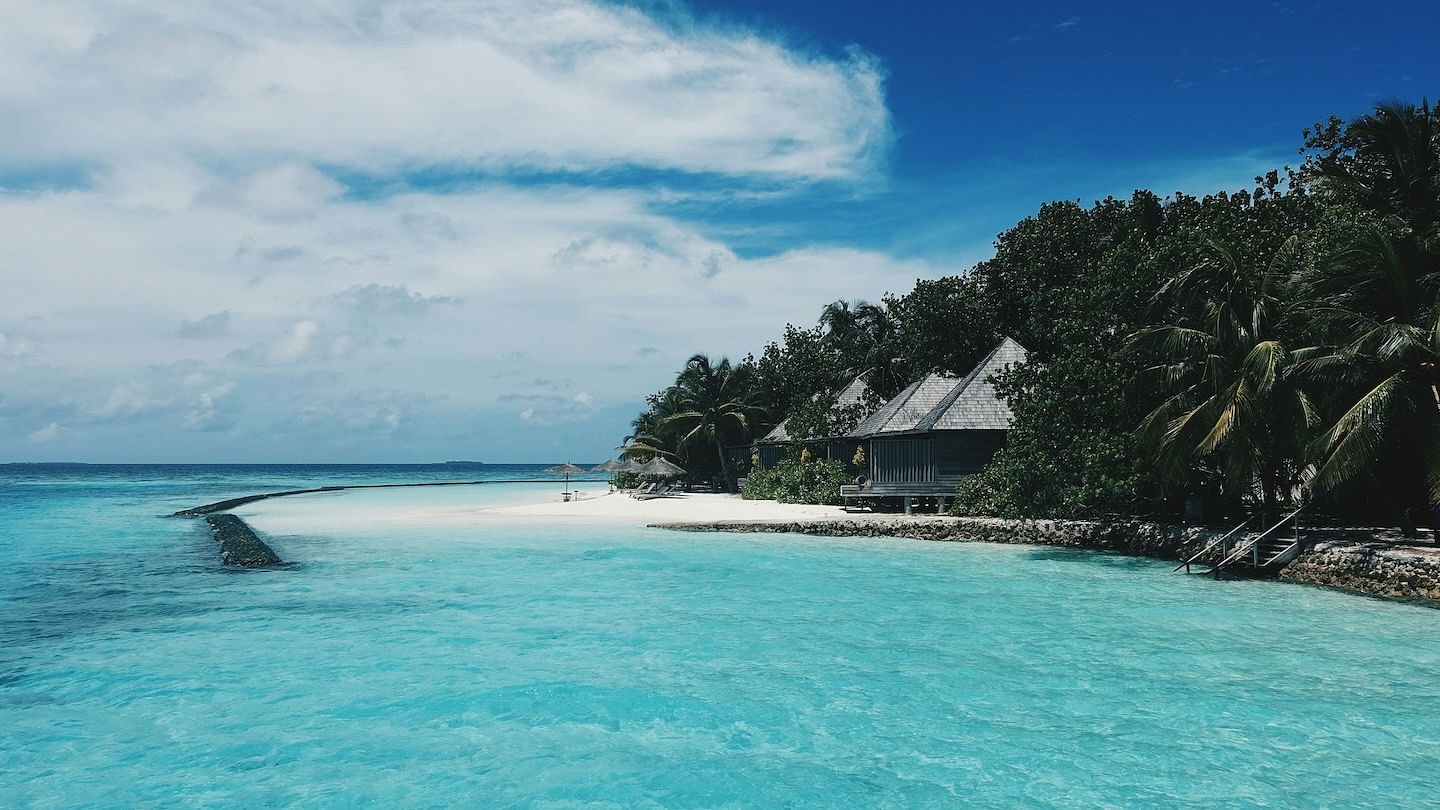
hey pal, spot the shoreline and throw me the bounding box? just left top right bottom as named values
left=216, top=488, right=1440, bottom=608
left=654, top=514, right=1440, bottom=608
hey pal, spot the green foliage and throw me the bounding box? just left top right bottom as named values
left=1295, top=100, right=1440, bottom=524
left=749, top=325, right=846, bottom=422
left=622, top=354, right=765, bottom=491
left=656, top=355, right=766, bottom=493
left=741, top=456, right=854, bottom=505
left=933, top=191, right=1170, bottom=517
left=950, top=354, right=1143, bottom=518
left=630, top=99, right=1440, bottom=530
left=783, top=391, right=876, bottom=443
left=1131, top=193, right=1326, bottom=520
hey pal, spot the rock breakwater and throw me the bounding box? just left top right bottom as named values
left=656, top=516, right=1440, bottom=607
left=204, top=514, right=282, bottom=567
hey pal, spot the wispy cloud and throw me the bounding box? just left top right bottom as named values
left=0, top=0, right=890, bottom=183
left=177, top=311, right=233, bottom=339
left=27, top=422, right=60, bottom=444
left=1055, top=17, right=1080, bottom=30
left=0, top=0, right=927, bottom=462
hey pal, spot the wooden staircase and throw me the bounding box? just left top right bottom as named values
left=1177, top=507, right=1306, bottom=578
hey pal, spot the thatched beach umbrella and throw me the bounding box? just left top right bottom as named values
left=619, top=458, right=647, bottom=474
left=545, top=462, right=588, bottom=495
left=640, top=456, right=685, bottom=478
left=590, top=458, right=624, bottom=489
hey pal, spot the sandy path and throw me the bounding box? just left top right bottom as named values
left=485, top=490, right=854, bottom=524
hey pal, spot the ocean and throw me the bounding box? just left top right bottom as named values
left=3, top=464, right=1439, bottom=807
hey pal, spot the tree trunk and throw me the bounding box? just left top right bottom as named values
left=1260, top=471, right=1279, bottom=526
left=1364, top=467, right=1416, bottom=537
left=714, top=436, right=736, bottom=493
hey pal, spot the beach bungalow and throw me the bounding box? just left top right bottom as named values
left=841, top=337, right=1027, bottom=511
left=752, top=376, right=872, bottom=471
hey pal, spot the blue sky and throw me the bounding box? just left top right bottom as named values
left=0, top=0, right=1434, bottom=463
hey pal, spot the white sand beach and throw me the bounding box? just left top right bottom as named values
left=487, top=489, right=856, bottom=524
left=232, top=484, right=881, bottom=535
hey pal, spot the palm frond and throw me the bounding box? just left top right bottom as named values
left=1308, top=372, right=1406, bottom=496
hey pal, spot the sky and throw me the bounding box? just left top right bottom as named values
left=1, top=0, right=1435, bottom=463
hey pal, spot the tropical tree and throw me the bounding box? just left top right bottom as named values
left=818, top=299, right=870, bottom=353
left=748, top=324, right=846, bottom=427
left=622, top=386, right=686, bottom=462
left=818, top=299, right=907, bottom=396
left=660, top=354, right=766, bottom=492
left=1299, top=100, right=1440, bottom=523
left=1133, top=237, right=1320, bottom=522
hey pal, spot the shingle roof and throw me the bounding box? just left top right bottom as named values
left=911, top=337, right=1027, bottom=433
left=758, top=376, right=872, bottom=444
left=846, top=337, right=1028, bottom=438
left=845, top=372, right=960, bottom=438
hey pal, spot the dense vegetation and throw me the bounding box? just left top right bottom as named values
left=625, top=100, right=1439, bottom=531
left=740, top=455, right=853, bottom=505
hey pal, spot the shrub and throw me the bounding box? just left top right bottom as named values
left=948, top=439, right=1140, bottom=519
left=741, top=456, right=852, bottom=505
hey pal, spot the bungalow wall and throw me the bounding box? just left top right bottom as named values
left=868, top=438, right=934, bottom=484
left=825, top=439, right=866, bottom=470
left=754, top=443, right=787, bottom=471
left=934, top=430, right=1007, bottom=483
left=868, top=430, right=1007, bottom=487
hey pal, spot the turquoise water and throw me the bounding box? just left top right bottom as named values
left=3, top=466, right=1440, bottom=807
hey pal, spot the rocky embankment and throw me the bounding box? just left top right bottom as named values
left=655, top=516, right=1440, bottom=607
left=658, top=516, right=1224, bottom=559
left=1280, top=540, right=1440, bottom=602
left=204, top=514, right=283, bottom=567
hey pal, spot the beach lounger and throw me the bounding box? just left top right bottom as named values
left=634, top=483, right=671, bottom=500
left=630, top=482, right=657, bottom=498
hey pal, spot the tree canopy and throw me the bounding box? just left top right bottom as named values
left=625, top=99, right=1440, bottom=530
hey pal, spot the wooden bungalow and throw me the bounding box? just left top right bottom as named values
left=841, top=337, right=1028, bottom=511
left=752, top=376, right=872, bottom=471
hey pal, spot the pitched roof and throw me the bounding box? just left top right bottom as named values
left=847, top=337, right=1028, bottom=438
left=910, top=337, right=1028, bottom=432
left=758, top=375, right=871, bottom=444
left=845, top=372, right=960, bottom=438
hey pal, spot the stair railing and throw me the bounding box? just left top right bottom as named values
left=1259, top=512, right=1306, bottom=568
left=1174, top=515, right=1255, bottom=573
left=1209, top=505, right=1306, bottom=577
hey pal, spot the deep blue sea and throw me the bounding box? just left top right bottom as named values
left=3, top=464, right=1439, bottom=807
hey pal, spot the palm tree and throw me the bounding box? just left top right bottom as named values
left=1134, top=237, right=1320, bottom=522
left=1300, top=100, right=1440, bottom=520
left=622, top=386, right=686, bottom=462
left=819, top=299, right=908, bottom=398
left=818, top=299, right=868, bottom=349
left=660, top=354, right=766, bottom=492
left=1305, top=100, right=1439, bottom=233
left=1300, top=226, right=1440, bottom=515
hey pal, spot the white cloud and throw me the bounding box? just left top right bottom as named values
left=93, top=381, right=166, bottom=418
left=333, top=284, right=459, bottom=319
left=0, top=0, right=922, bottom=461
left=0, top=171, right=947, bottom=457
left=233, top=321, right=326, bottom=366
left=0, top=0, right=889, bottom=181
left=177, top=310, right=233, bottom=339
left=183, top=382, right=237, bottom=432
left=0, top=333, right=34, bottom=358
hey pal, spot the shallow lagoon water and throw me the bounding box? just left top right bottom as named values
left=3, top=465, right=1439, bottom=807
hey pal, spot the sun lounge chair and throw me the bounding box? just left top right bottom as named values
left=630, top=482, right=657, bottom=498
left=634, top=482, right=672, bottom=501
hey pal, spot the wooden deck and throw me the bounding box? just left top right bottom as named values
left=839, top=482, right=954, bottom=513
